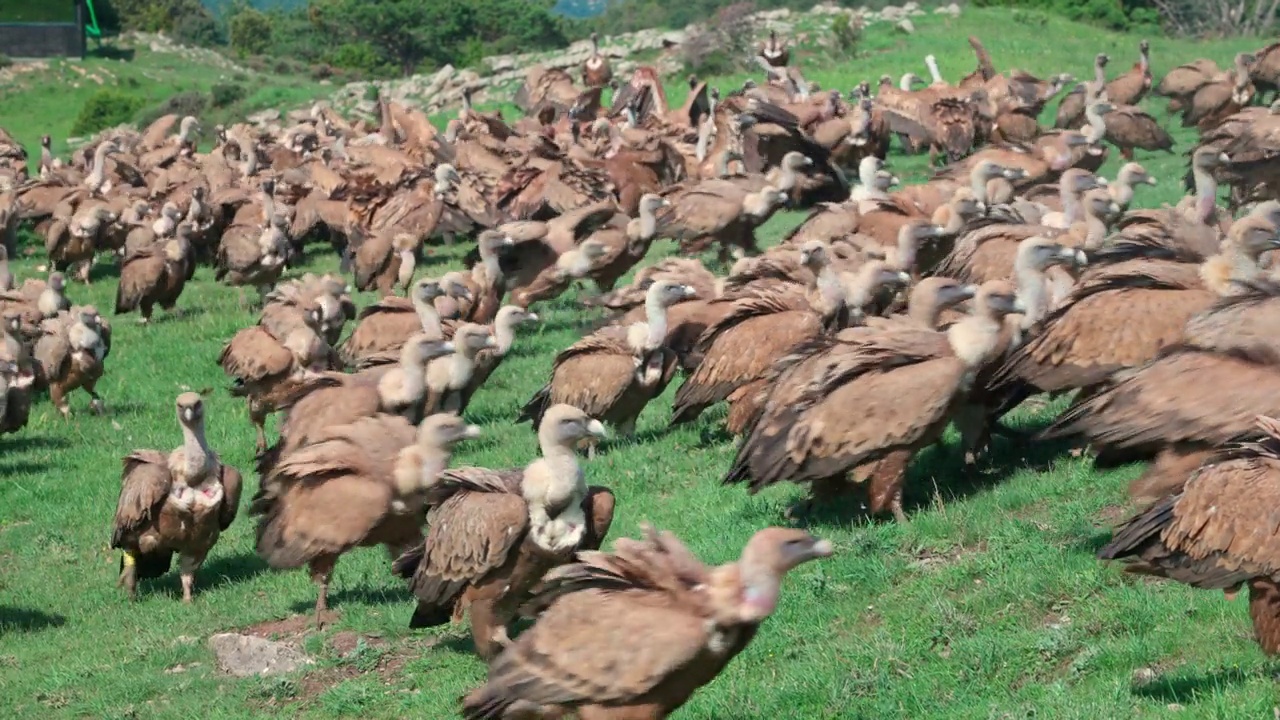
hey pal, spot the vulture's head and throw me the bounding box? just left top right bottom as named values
left=435, top=163, right=461, bottom=185
left=192, top=186, right=207, bottom=201
left=41, top=135, right=51, bottom=149
left=736, top=527, right=833, bottom=621
left=1192, top=148, right=1230, bottom=171
left=646, top=279, right=697, bottom=308
left=175, top=392, right=205, bottom=428
left=454, top=323, right=497, bottom=355
left=47, top=272, right=66, bottom=292
left=77, top=305, right=103, bottom=329
left=540, top=404, right=607, bottom=449
left=1089, top=101, right=1115, bottom=116
left=1062, top=131, right=1091, bottom=149
left=1083, top=188, right=1120, bottom=221
left=798, top=240, right=829, bottom=270
left=1119, top=162, right=1156, bottom=187
left=638, top=193, right=669, bottom=216
left=1063, top=169, right=1105, bottom=195
left=903, top=220, right=947, bottom=245
left=782, top=151, right=814, bottom=170
left=972, top=280, right=1023, bottom=319
left=1230, top=215, right=1280, bottom=258
left=1096, top=53, right=1110, bottom=68
left=417, top=413, right=481, bottom=452
left=1139, top=39, right=1150, bottom=53
left=1017, top=237, right=1084, bottom=273
left=403, top=334, right=455, bottom=368
left=412, top=278, right=445, bottom=304
left=494, top=305, right=539, bottom=332
left=581, top=239, right=609, bottom=262
left=440, top=271, right=474, bottom=301
left=951, top=189, right=985, bottom=218
left=911, top=277, right=976, bottom=314
left=844, top=260, right=910, bottom=309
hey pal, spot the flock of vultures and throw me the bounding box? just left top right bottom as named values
left=5, top=28, right=1280, bottom=717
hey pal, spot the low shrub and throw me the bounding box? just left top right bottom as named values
left=70, top=89, right=145, bottom=137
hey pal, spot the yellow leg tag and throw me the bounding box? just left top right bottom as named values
left=122, top=552, right=136, bottom=568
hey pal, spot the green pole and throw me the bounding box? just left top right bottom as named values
left=83, top=0, right=102, bottom=37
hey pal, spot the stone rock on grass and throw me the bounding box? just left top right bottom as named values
left=208, top=633, right=314, bottom=678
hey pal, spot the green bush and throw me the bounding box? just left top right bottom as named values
left=326, top=42, right=388, bottom=76
left=70, top=90, right=146, bottom=138
left=0, top=54, right=11, bottom=70
left=831, top=15, right=862, bottom=59
left=210, top=83, right=247, bottom=109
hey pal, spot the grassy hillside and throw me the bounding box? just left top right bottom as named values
left=2, top=7, right=1279, bottom=720
left=0, top=41, right=328, bottom=155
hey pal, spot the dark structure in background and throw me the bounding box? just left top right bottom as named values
left=0, top=0, right=87, bottom=59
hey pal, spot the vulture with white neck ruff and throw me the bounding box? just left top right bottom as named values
left=519, top=280, right=695, bottom=441
left=110, top=393, right=242, bottom=602
left=255, top=413, right=480, bottom=625
left=393, top=404, right=614, bottom=659
left=725, top=280, right=1024, bottom=521
left=460, top=525, right=831, bottom=719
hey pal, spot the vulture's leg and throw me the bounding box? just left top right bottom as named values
left=138, top=301, right=153, bottom=324
left=249, top=398, right=268, bottom=453
left=51, top=383, right=70, bottom=418
left=616, top=417, right=637, bottom=438
left=867, top=450, right=912, bottom=523
left=1120, top=146, right=1134, bottom=161
left=85, top=379, right=105, bottom=416
left=1248, top=578, right=1280, bottom=655
left=179, top=551, right=206, bottom=603
left=580, top=486, right=616, bottom=551
left=119, top=551, right=138, bottom=599
left=77, top=259, right=92, bottom=284
left=339, top=246, right=353, bottom=274
left=309, top=555, right=337, bottom=627
left=470, top=597, right=504, bottom=660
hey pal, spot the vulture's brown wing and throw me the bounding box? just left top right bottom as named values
left=995, top=266, right=1213, bottom=391
left=481, top=588, right=709, bottom=706
left=548, top=332, right=638, bottom=416
left=256, top=472, right=395, bottom=568
left=410, top=489, right=529, bottom=605
left=33, top=326, right=70, bottom=379
left=1044, top=351, right=1280, bottom=451
left=1161, top=435, right=1280, bottom=580
left=881, top=108, right=934, bottom=142
left=219, top=326, right=291, bottom=384
left=218, top=463, right=243, bottom=531
left=111, top=450, right=172, bottom=547
left=1184, top=287, right=1280, bottom=363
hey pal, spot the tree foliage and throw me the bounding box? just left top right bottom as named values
left=70, top=90, right=146, bottom=138
left=229, top=7, right=274, bottom=56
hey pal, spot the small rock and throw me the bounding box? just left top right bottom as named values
left=935, top=3, right=962, bottom=16
left=1131, top=667, right=1159, bottom=686
left=208, top=633, right=314, bottom=678
left=1167, top=704, right=1184, bottom=712
left=896, top=18, right=915, bottom=34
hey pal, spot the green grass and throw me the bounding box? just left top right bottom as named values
left=3, top=7, right=1280, bottom=720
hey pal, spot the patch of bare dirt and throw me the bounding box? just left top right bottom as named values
left=908, top=541, right=987, bottom=571
left=239, top=611, right=338, bottom=640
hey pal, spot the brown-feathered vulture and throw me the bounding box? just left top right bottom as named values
left=337, top=276, right=464, bottom=369
left=460, top=525, right=832, bottom=720
left=254, top=413, right=480, bottom=625
left=1099, top=415, right=1280, bottom=655
left=724, top=280, right=1023, bottom=521
left=114, top=235, right=192, bottom=323
left=110, top=393, right=242, bottom=601
left=393, top=404, right=613, bottom=659
left=35, top=305, right=109, bottom=417
left=1043, top=277, right=1280, bottom=506
left=253, top=334, right=456, bottom=481
left=519, top=280, right=695, bottom=442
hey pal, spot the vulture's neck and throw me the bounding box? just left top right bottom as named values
left=947, top=312, right=1003, bottom=376
left=174, top=421, right=213, bottom=484
left=1060, top=184, right=1082, bottom=225
left=493, top=319, right=518, bottom=356
left=1110, top=176, right=1134, bottom=208
left=629, top=204, right=658, bottom=242
left=1014, top=259, right=1050, bottom=328
left=397, top=249, right=417, bottom=292
left=412, top=294, right=442, bottom=336
left=1192, top=164, right=1219, bottom=225
left=643, top=295, right=670, bottom=349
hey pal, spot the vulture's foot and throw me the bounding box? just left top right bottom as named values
left=119, top=553, right=138, bottom=599
left=57, top=404, right=72, bottom=419
left=137, top=316, right=150, bottom=325
left=89, top=397, right=105, bottom=416
left=180, top=573, right=195, bottom=603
